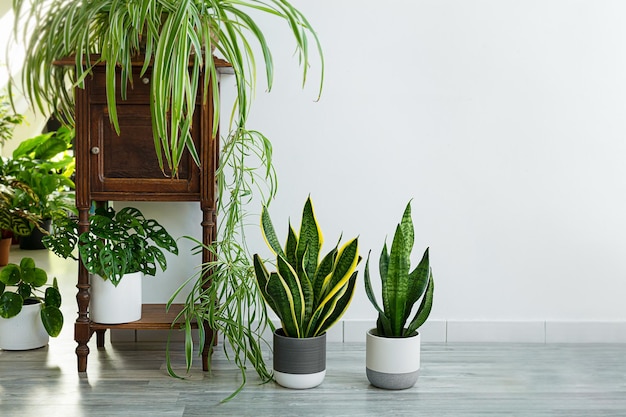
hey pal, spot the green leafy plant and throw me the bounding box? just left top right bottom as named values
left=0, top=170, right=42, bottom=239
left=166, top=129, right=277, bottom=400
left=10, top=0, right=323, bottom=177
left=364, top=201, right=434, bottom=338
left=0, top=92, right=24, bottom=148
left=43, top=206, right=178, bottom=286
left=0, top=257, right=63, bottom=337
left=253, top=196, right=361, bottom=338
left=7, top=126, right=75, bottom=222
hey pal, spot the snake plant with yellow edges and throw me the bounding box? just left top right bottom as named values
left=253, top=197, right=360, bottom=338
left=364, top=201, right=434, bottom=338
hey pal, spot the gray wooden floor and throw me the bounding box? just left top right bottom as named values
left=2, top=250, right=626, bottom=416
left=2, top=336, right=626, bottom=416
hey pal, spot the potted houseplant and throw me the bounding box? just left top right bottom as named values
left=7, top=126, right=75, bottom=249
left=0, top=257, right=63, bottom=350
left=11, top=0, right=323, bottom=388
left=0, top=91, right=24, bottom=149
left=364, top=201, right=435, bottom=390
left=43, top=206, right=178, bottom=324
left=0, top=172, right=42, bottom=266
left=10, top=0, right=323, bottom=178
left=253, top=196, right=361, bottom=389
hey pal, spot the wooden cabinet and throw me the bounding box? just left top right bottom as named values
left=68, top=57, right=230, bottom=372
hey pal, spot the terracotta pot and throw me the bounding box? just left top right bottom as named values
left=0, top=237, right=11, bottom=266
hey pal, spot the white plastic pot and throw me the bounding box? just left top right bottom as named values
left=366, top=328, right=421, bottom=390
left=0, top=302, right=49, bottom=350
left=90, top=272, right=142, bottom=324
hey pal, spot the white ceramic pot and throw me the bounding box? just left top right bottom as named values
left=90, top=272, right=142, bottom=324
left=273, top=329, right=326, bottom=389
left=366, top=328, right=421, bottom=389
left=0, top=302, right=49, bottom=350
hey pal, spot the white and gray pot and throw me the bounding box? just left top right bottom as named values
left=0, top=300, right=49, bottom=350
left=366, top=328, right=421, bottom=390
left=90, top=272, right=142, bottom=324
left=273, top=329, right=326, bottom=389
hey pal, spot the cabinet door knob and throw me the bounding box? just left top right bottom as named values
left=91, top=147, right=100, bottom=155
left=142, top=77, right=150, bottom=85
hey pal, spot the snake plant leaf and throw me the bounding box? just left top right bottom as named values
left=399, top=202, right=414, bottom=255
left=260, top=205, right=286, bottom=258
left=41, top=305, right=64, bottom=337
left=368, top=201, right=434, bottom=337
left=297, top=197, right=322, bottom=279
left=405, top=272, right=434, bottom=337
left=364, top=251, right=384, bottom=316
left=312, top=246, right=337, bottom=305
left=285, top=223, right=298, bottom=267
left=276, top=254, right=306, bottom=335
left=253, top=254, right=279, bottom=315
left=307, top=269, right=358, bottom=337
left=379, top=241, right=389, bottom=287
left=403, top=248, right=430, bottom=325
left=298, top=246, right=315, bottom=329
left=264, top=268, right=301, bottom=338
left=0, top=292, right=23, bottom=319
left=253, top=197, right=359, bottom=339
left=385, top=224, right=412, bottom=336
left=322, top=238, right=359, bottom=301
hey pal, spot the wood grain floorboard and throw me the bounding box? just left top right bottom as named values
left=2, top=337, right=626, bottom=417
left=2, top=250, right=626, bottom=416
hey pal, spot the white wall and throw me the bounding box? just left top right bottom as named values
left=213, top=0, right=626, bottom=324
left=9, top=1, right=626, bottom=329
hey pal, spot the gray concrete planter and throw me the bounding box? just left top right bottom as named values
left=366, top=328, right=421, bottom=389
left=273, top=329, right=326, bottom=389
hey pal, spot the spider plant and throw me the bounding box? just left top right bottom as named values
left=10, top=0, right=323, bottom=177
left=167, top=128, right=277, bottom=401
left=0, top=91, right=24, bottom=148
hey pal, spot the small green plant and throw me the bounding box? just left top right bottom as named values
left=253, top=197, right=361, bottom=338
left=0, top=92, right=24, bottom=148
left=43, top=206, right=178, bottom=286
left=8, top=126, right=76, bottom=222
left=0, top=171, right=41, bottom=239
left=364, top=201, right=434, bottom=338
left=0, top=257, right=63, bottom=337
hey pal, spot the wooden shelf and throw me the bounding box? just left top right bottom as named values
left=90, top=304, right=195, bottom=331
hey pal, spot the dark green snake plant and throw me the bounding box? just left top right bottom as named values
left=364, top=201, right=434, bottom=338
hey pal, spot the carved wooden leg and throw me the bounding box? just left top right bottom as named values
left=96, top=329, right=107, bottom=347
left=76, top=206, right=92, bottom=373
left=75, top=322, right=90, bottom=372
